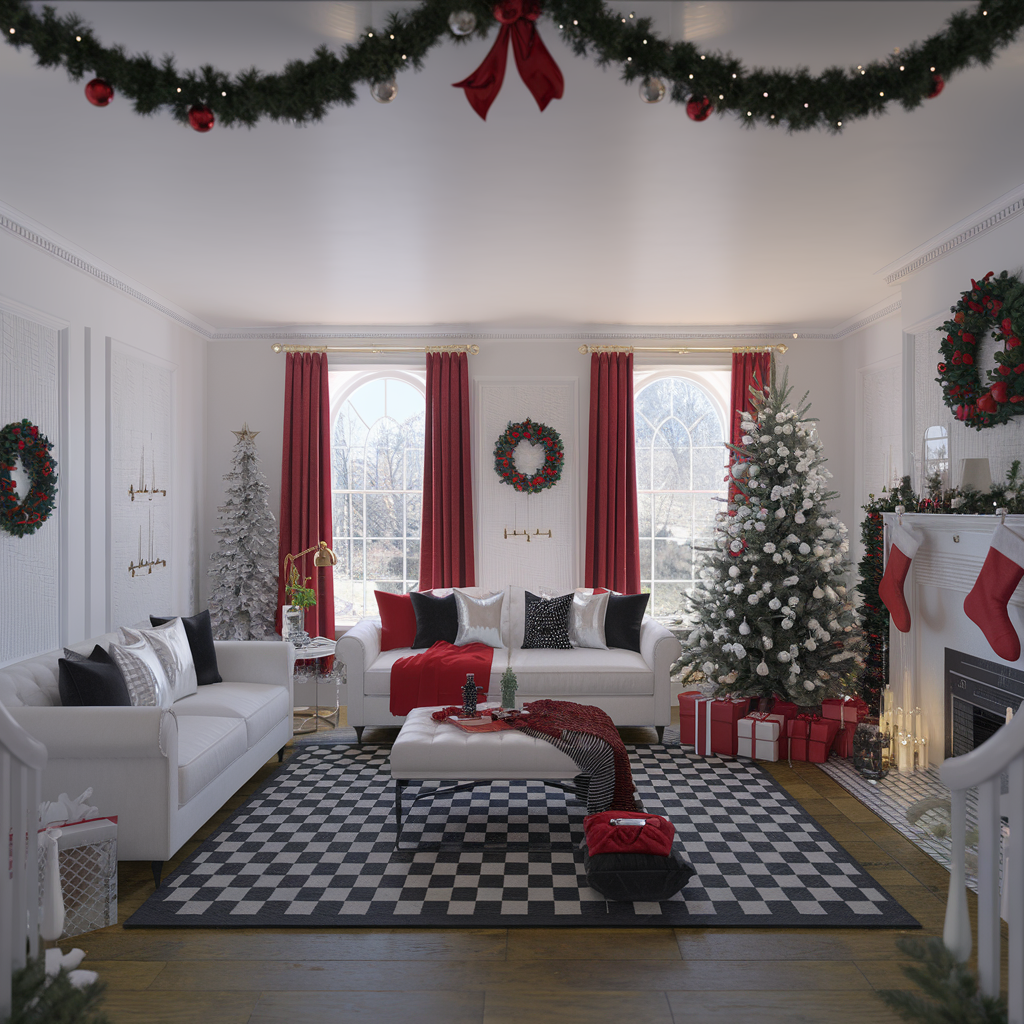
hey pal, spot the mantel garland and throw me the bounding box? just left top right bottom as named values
left=936, top=269, right=1024, bottom=429
left=1, top=0, right=1022, bottom=133
left=494, top=418, right=564, bottom=493
left=1, top=418, right=57, bottom=538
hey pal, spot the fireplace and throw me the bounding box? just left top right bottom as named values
left=944, top=648, right=1024, bottom=760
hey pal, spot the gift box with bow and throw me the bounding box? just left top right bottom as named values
left=786, top=714, right=840, bottom=763
left=769, top=697, right=802, bottom=723
left=737, top=712, right=784, bottom=761
left=680, top=694, right=752, bottom=757
left=821, top=695, right=870, bottom=726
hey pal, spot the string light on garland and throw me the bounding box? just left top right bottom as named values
left=0, top=0, right=1021, bottom=132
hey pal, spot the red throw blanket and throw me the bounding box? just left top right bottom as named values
left=512, top=699, right=638, bottom=812
left=389, top=641, right=495, bottom=716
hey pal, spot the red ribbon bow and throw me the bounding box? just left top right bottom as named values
left=453, top=0, right=564, bottom=120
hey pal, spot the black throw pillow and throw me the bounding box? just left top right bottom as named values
left=604, top=593, right=650, bottom=652
left=409, top=592, right=459, bottom=648
left=583, top=845, right=695, bottom=902
left=58, top=646, right=132, bottom=707
left=151, top=610, right=222, bottom=686
left=522, top=592, right=573, bottom=649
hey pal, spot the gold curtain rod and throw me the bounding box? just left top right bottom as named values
left=579, top=343, right=790, bottom=355
left=270, top=343, right=480, bottom=355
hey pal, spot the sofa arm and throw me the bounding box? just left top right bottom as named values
left=640, top=618, right=682, bottom=723
left=9, top=706, right=175, bottom=760
left=215, top=640, right=295, bottom=688
left=336, top=619, right=381, bottom=677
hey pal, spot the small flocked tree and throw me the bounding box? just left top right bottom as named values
left=208, top=425, right=278, bottom=640
left=677, top=365, right=865, bottom=705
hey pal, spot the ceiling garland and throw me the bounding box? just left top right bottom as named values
left=1, top=0, right=1021, bottom=133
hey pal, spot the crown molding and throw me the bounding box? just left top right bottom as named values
left=0, top=200, right=217, bottom=338
left=877, top=182, right=1024, bottom=286
left=0, top=200, right=902, bottom=345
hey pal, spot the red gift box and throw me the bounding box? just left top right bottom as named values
left=833, top=721, right=857, bottom=758
left=821, top=695, right=869, bottom=728
left=678, top=690, right=704, bottom=747
left=769, top=697, right=801, bottom=723
left=691, top=697, right=752, bottom=758
left=786, top=714, right=840, bottom=763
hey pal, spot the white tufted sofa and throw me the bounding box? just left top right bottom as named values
left=0, top=633, right=294, bottom=876
left=337, top=587, right=681, bottom=743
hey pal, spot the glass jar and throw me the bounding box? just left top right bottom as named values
left=852, top=716, right=891, bottom=781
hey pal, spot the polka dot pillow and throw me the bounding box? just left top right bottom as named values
left=522, top=592, right=573, bottom=649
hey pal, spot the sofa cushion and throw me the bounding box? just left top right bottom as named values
left=176, top=715, right=247, bottom=806
left=522, top=592, right=573, bottom=649
left=151, top=610, right=222, bottom=686
left=509, top=647, right=654, bottom=696
left=605, top=593, right=650, bottom=652
left=171, top=682, right=290, bottom=747
left=58, top=647, right=131, bottom=707
left=108, top=635, right=168, bottom=706
left=410, top=592, right=458, bottom=648
left=123, top=618, right=198, bottom=703
left=375, top=592, right=418, bottom=651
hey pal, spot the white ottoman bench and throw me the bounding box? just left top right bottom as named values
left=390, top=706, right=581, bottom=849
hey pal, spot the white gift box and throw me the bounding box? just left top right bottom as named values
left=736, top=713, right=784, bottom=762
left=37, top=817, right=118, bottom=939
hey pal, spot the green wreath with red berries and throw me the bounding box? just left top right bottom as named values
left=936, top=270, right=1024, bottom=429
left=1, top=419, right=57, bottom=537
left=493, top=418, right=564, bottom=494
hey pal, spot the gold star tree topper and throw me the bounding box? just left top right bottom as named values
left=232, top=423, right=260, bottom=443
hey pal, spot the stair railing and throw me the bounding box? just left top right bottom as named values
left=941, top=707, right=1024, bottom=1023
left=0, top=702, right=47, bottom=1017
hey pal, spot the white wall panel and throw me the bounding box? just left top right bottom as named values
left=0, top=308, right=60, bottom=663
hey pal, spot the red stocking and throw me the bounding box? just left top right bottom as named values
left=964, top=524, right=1024, bottom=662
left=878, top=524, right=923, bottom=633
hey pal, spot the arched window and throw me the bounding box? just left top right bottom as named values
left=634, top=374, right=728, bottom=618
left=922, top=425, right=949, bottom=493
left=330, top=372, right=425, bottom=620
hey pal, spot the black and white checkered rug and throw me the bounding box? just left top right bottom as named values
left=126, top=742, right=919, bottom=929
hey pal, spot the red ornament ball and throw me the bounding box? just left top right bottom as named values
left=686, top=95, right=714, bottom=122
left=188, top=104, right=215, bottom=133
left=927, top=73, right=945, bottom=98
left=84, top=78, right=114, bottom=107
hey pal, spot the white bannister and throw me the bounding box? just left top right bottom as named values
left=0, top=702, right=47, bottom=1017
left=941, top=707, right=1024, bottom=1023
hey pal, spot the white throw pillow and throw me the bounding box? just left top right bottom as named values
left=108, top=636, right=168, bottom=707
left=121, top=619, right=198, bottom=703
left=453, top=589, right=505, bottom=649
left=569, top=590, right=610, bottom=650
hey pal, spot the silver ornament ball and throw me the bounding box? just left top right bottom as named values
left=448, top=10, right=477, bottom=36
left=370, top=78, right=398, bottom=103
left=639, top=77, right=666, bottom=103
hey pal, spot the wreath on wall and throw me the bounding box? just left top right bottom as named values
left=493, top=418, right=563, bottom=493
left=1, top=419, right=57, bottom=537
left=936, top=270, right=1024, bottom=430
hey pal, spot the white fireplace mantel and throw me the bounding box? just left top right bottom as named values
left=883, top=512, right=1024, bottom=769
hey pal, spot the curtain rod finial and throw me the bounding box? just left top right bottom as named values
left=470, top=344, right=480, bottom=355
left=271, top=343, right=283, bottom=353
left=777, top=344, right=789, bottom=354
left=578, top=345, right=589, bottom=354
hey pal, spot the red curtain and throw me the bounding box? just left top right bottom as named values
left=729, top=352, right=770, bottom=447
left=277, top=352, right=335, bottom=640
left=419, top=351, right=476, bottom=590
left=584, top=352, right=640, bottom=593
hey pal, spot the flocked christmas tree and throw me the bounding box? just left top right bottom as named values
left=208, top=425, right=278, bottom=640
left=677, top=364, right=866, bottom=705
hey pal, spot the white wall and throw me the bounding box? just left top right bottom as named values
left=0, top=228, right=206, bottom=662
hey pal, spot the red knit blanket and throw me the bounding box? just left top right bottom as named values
left=513, top=699, right=638, bottom=812
left=389, top=641, right=494, bottom=716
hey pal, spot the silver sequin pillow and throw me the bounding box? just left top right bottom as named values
left=121, top=618, right=198, bottom=703
left=108, top=635, right=168, bottom=707
left=569, top=590, right=609, bottom=649
left=454, top=589, right=505, bottom=649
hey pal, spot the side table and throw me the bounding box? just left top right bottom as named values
left=291, top=637, right=341, bottom=735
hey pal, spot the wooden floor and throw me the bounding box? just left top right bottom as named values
left=74, top=711, right=971, bottom=1024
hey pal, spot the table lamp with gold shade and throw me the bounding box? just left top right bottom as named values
left=281, top=541, right=337, bottom=646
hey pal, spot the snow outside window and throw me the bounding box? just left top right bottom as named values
left=329, top=369, right=425, bottom=622
left=634, top=370, right=730, bottom=620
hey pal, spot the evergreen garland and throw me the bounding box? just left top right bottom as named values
left=1, top=0, right=1022, bottom=132
left=877, top=936, right=1007, bottom=1024
left=4, top=957, right=110, bottom=1024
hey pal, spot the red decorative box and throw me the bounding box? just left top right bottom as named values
left=821, top=696, right=870, bottom=728
left=833, top=721, right=857, bottom=758
left=769, top=697, right=801, bottom=723
left=690, top=697, right=752, bottom=758
left=786, top=715, right=840, bottom=763
left=678, top=690, right=704, bottom=747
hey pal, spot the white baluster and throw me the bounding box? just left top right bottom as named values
left=944, top=786, right=972, bottom=962
left=977, top=777, right=1001, bottom=997
left=40, top=829, right=64, bottom=944
left=1009, top=754, right=1024, bottom=1024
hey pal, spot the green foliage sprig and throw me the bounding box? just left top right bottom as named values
left=1, top=0, right=1022, bottom=132
left=877, top=936, right=1007, bottom=1024
left=4, top=957, right=110, bottom=1024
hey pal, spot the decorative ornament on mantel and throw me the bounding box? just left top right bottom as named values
left=493, top=418, right=564, bottom=494
left=936, top=270, right=1024, bottom=429
left=0, top=418, right=57, bottom=538
left=3, top=0, right=1020, bottom=132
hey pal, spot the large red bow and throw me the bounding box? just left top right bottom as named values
left=453, top=0, right=564, bottom=120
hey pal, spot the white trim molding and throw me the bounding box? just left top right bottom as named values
left=829, top=297, right=902, bottom=339
left=877, top=182, right=1024, bottom=285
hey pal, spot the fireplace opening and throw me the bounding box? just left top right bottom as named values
left=944, top=648, right=1024, bottom=761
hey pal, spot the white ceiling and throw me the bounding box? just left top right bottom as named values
left=2, top=1, right=1023, bottom=331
